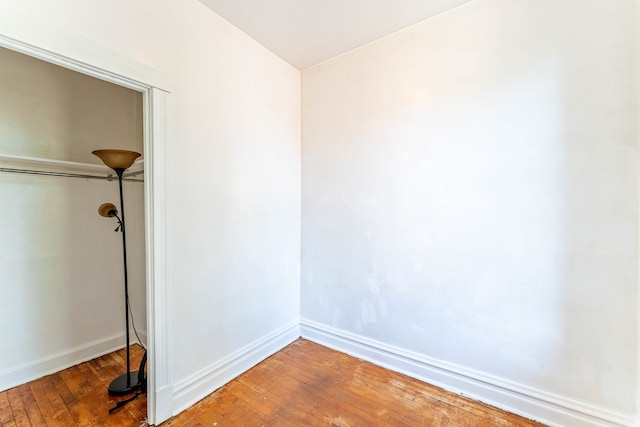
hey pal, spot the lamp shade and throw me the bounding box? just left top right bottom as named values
left=92, top=149, right=141, bottom=170
left=98, top=203, right=118, bottom=218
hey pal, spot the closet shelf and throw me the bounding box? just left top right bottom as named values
left=0, top=153, right=143, bottom=173
left=0, top=154, right=144, bottom=181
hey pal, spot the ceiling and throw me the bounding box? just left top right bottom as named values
left=198, top=0, right=471, bottom=69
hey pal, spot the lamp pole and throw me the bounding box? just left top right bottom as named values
left=116, top=167, right=132, bottom=390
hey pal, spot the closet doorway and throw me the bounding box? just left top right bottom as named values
left=0, top=26, right=169, bottom=425
left=0, top=43, right=148, bottom=414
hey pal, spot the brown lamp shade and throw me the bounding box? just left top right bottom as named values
left=98, top=202, right=118, bottom=218
left=92, top=149, right=141, bottom=170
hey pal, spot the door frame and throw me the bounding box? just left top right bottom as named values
left=0, top=12, right=172, bottom=425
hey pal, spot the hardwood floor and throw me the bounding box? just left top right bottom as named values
left=165, top=339, right=544, bottom=427
left=1, top=339, right=545, bottom=426
left=0, top=345, right=147, bottom=427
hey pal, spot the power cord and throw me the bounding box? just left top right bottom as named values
left=128, top=299, right=146, bottom=352
left=109, top=392, right=143, bottom=413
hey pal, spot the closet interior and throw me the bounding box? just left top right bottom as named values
left=0, top=46, right=147, bottom=399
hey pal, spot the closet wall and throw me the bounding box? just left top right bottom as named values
left=0, top=46, right=146, bottom=391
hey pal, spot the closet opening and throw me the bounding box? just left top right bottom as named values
left=0, top=38, right=169, bottom=424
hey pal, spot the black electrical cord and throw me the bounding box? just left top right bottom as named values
left=109, top=392, right=143, bottom=413
left=128, top=300, right=146, bottom=352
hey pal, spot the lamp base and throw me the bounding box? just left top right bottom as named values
left=108, top=371, right=141, bottom=396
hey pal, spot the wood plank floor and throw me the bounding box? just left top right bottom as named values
left=165, top=339, right=544, bottom=427
left=0, top=345, right=147, bottom=427
left=1, top=339, right=545, bottom=427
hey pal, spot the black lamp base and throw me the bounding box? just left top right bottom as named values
left=108, top=371, right=141, bottom=396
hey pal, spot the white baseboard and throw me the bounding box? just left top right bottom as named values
left=171, top=320, right=301, bottom=416
left=301, top=319, right=636, bottom=427
left=0, top=333, right=128, bottom=392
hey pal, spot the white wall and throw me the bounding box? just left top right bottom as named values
left=0, top=0, right=301, bottom=415
left=301, top=0, right=638, bottom=425
left=0, top=46, right=147, bottom=390
left=0, top=46, right=144, bottom=162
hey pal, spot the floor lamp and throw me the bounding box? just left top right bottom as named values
left=93, top=149, right=142, bottom=395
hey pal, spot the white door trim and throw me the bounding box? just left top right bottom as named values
left=0, top=11, right=172, bottom=425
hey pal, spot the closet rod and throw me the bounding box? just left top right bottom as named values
left=123, top=169, right=144, bottom=178
left=0, top=167, right=144, bottom=182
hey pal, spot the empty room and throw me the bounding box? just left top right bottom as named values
left=0, top=0, right=637, bottom=426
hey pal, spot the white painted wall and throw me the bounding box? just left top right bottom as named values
left=0, top=176, right=146, bottom=388
left=301, top=0, right=638, bottom=424
left=0, top=47, right=147, bottom=390
left=0, top=46, right=144, bottom=163
left=0, top=0, right=301, bottom=414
